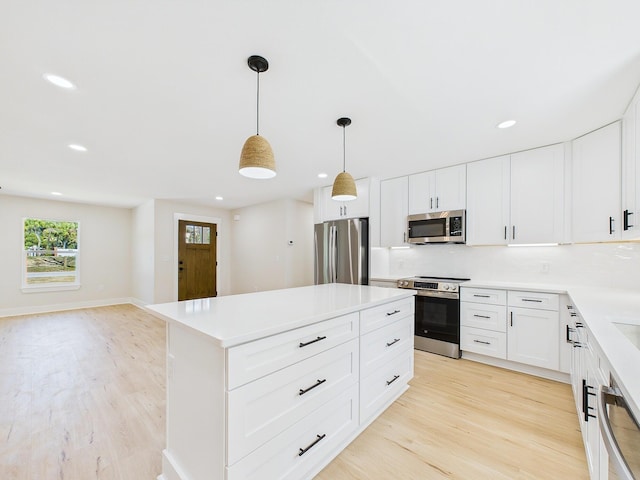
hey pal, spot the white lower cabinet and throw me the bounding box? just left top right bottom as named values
left=461, top=287, right=561, bottom=374
left=161, top=296, right=414, bottom=480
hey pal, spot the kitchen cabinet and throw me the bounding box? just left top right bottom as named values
left=380, top=176, right=409, bottom=247
left=507, top=291, right=560, bottom=370
left=465, top=144, right=564, bottom=246
left=572, top=121, right=622, bottom=242
left=622, top=88, right=640, bottom=240
left=148, top=285, right=415, bottom=480
left=466, top=155, right=510, bottom=245
left=460, top=287, right=508, bottom=359
left=314, top=177, right=380, bottom=246
left=408, top=164, right=466, bottom=214
left=509, top=144, right=565, bottom=244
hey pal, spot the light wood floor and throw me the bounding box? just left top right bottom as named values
left=0, top=304, right=588, bottom=479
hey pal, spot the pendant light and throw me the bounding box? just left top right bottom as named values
left=331, top=117, right=357, bottom=201
left=239, top=55, right=276, bottom=179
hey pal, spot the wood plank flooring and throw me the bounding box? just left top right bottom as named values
left=0, top=304, right=588, bottom=479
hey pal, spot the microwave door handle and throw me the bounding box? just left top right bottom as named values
left=598, top=385, right=635, bottom=479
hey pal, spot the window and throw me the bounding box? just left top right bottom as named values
left=23, top=218, right=79, bottom=289
left=185, top=224, right=211, bottom=244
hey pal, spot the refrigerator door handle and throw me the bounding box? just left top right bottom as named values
left=331, top=225, right=338, bottom=283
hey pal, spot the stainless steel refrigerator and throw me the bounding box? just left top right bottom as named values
left=314, top=218, right=369, bottom=285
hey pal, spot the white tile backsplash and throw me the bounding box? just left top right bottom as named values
left=372, top=242, right=640, bottom=288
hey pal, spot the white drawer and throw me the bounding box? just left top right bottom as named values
left=227, top=339, right=359, bottom=466
left=460, top=287, right=506, bottom=305
left=508, top=290, right=559, bottom=311
left=227, top=312, right=358, bottom=389
left=460, top=302, right=507, bottom=332
left=360, top=315, right=413, bottom=379
left=360, top=348, right=413, bottom=422
left=460, top=326, right=507, bottom=359
left=360, top=298, right=414, bottom=335
left=226, top=384, right=359, bottom=480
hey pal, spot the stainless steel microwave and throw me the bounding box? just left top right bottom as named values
left=407, top=210, right=466, bottom=244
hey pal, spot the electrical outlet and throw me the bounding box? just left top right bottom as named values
left=541, top=262, right=550, bottom=273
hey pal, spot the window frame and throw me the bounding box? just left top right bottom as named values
left=21, top=217, right=81, bottom=293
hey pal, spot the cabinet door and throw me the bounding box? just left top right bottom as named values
left=321, top=179, right=370, bottom=221
left=408, top=171, right=435, bottom=214
left=507, top=307, right=560, bottom=370
left=510, top=144, right=565, bottom=244
left=434, top=164, right=466, bottom=211
left=572, top=121, right=621, bottom=242
left=622, top=99, right=639, bottom=239
left=380, top=177, right=409, bottom=247
left=466, top=155, right=510, bottom=245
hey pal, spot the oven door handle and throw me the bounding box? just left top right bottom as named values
left=598, top=385, right=635, bottom=480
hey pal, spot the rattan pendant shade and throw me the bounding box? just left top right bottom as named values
left=331, top=117, right=357, bottom=201
left=239, top=55, right=276, bottom=179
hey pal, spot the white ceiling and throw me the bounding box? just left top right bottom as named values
left=2, top=0, right=640, bottom=209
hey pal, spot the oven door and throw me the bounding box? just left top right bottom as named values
left=414, top=293, right=460, bottom=344
left=407, top=215, right=447, bottom=243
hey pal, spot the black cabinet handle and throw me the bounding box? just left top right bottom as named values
left=299, top=336, right=327, bottom=348
left=504, top=226, right=507, bottom=240
left=522, top=298, right=543, bottom=303
left=386, top=338, right=401, bottom=347
left=609, top=216, right=614, bottom=235
left=512, top=225, right=516, bottom=240
left=386, top=374, right=400, bottom=386
left=430, top=197, right=433, bottom=209
left=299, top=378, right=327, bottom=396
left=473, top=314, right=491, bottom=319
left=473, top=339, right=491, bottom=345
left=473, top=294, right=490, bottom=298
left=298, top=434, right=326, bottom=456
left=510, top=311, right=513, bottom=327
left=566, top=325, right=575, bottom=343
left=624, top=210, right=634, bottom=231
left=575, top=322, right=584, bottom=328
left=386, top=310, right=400, bottom=316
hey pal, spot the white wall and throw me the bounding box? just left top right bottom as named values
left=230, top=199, right=313, bottom=294
left=153, top=199, right=232, bottom=303
left=0, top=194, right=132, bottom=316
left=372, top=242, right=640, bottom=289
left=131, top=200, right=155, bottom=305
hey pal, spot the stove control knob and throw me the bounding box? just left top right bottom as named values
left=450, top=284, right=458, bottom=291
left=442, top=284, right=450, bottom=290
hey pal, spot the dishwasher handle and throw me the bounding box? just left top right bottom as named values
left=598, top=385, right=635, bottom=480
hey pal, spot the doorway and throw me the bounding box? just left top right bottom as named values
left=178, top=220, right=217, bottom=301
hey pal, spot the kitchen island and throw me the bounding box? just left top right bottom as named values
left=146, top=283, right=416, bottom=480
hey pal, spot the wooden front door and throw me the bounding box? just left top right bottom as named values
left=178, top=220, right=217, bottom=301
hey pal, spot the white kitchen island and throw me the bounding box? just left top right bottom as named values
left=146, top=283, right=416, bottom=480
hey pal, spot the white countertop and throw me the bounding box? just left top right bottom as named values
left=146, top=283, right=416, bottom=348
left=566, top=287, right=640, bottom=421
left=461, top=280, right=569, bottom=294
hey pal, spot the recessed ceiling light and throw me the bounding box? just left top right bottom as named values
left=317, top=173, right=328, bottom=179
left=497, top=119, right=516, bottom=129
left=44, top=73, right=76, bottom=90
left=215, top=196, right=223, bottom=201
left=51, top=192, right=62, bottom=196
left=68, top=144, right=87, bottom=152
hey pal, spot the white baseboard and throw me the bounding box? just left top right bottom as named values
left=461, top=351, right=571, bottom=384
left=0, top=297, right=140, bottom=318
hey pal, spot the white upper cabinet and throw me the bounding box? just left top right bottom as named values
left=466, top=155, right=510, bottom=245
left=622, top=91, right=640, bottom=239
left=408, top=164, right=466, bottom=214
left=572, top=121, right=622, bottom=242
left=317, top=178, right=371, bottom=222
left=509, top=144, right=565, bottom=244
left=380, top=177, right=409, bottom=247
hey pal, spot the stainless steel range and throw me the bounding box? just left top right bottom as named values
left=397, top=276, right=470, bottom=358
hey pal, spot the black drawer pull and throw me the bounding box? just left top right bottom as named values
left=386, top=338, right=401, bottom=347
left=386, top=309, right=400, bottom=316
left=298, top=434, right=326, bottom=456
left=386, top=374, right=400, bottom=386
left=473, top=294, right=490, bottom=298
left=522, top=298, right=543, bottom=303
left=473, top=314, right=491, bottom=319
left=299, top=336, right=327, bottom=348
left=473, top=339, right=491, bottom=345
left=299, top=379, right=326, bottom=396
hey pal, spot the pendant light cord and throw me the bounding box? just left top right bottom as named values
left=256, top=70, right=260, bottom=135
left=342, top=125, right=346, bottom=172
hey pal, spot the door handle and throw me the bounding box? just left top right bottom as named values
left=624, top=210, right=634, bottom=230
left=609, top=216, right=614, bottom=235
